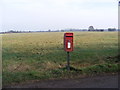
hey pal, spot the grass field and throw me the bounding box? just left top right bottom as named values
left=2, top=32, right=119, bottom=85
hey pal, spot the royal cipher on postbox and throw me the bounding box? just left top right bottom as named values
left=64, top=33, right=73, bottom=52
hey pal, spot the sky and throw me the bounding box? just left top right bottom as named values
left=0, top=0, right=119, bottom=32
left=118, top=1, right=120, bottom=29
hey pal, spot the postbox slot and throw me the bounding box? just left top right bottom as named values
left=66, top=36, right=73, bottom=37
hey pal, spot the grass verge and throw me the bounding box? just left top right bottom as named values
left=3, top=63, right=119, bottom=85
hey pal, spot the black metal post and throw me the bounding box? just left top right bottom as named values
left=67, top=52, right=70, bottom=70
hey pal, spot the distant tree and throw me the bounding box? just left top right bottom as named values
left=48, top=29, right=51, bottom=32
left=88, top=26, right=94, bottom=31
left=96, top=29, right=104, bottom=32
left=8, top=30, right=16, bottom=33
left=108, top=28, right=116, bottom=31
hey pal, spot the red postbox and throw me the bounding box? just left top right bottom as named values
left=64, top=33, right=73, bottom=52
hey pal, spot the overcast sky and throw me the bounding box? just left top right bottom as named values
left=0, top=0, right=118, bottom=32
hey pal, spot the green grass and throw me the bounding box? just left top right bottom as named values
left=2, top=32, right=119, bottom=85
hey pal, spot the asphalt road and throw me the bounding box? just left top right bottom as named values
left=3, top=73, right=119, bottom=88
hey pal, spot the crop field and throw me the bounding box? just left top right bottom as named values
left=2, top=32, right=119, bottom=85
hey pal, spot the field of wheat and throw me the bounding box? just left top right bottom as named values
left=2, top=32, right=119, bottom=85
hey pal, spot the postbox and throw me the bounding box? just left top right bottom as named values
left=64, top=33, right=73, bottom=52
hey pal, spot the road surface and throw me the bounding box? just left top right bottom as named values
left=3, top=73, right=119, bottom=88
